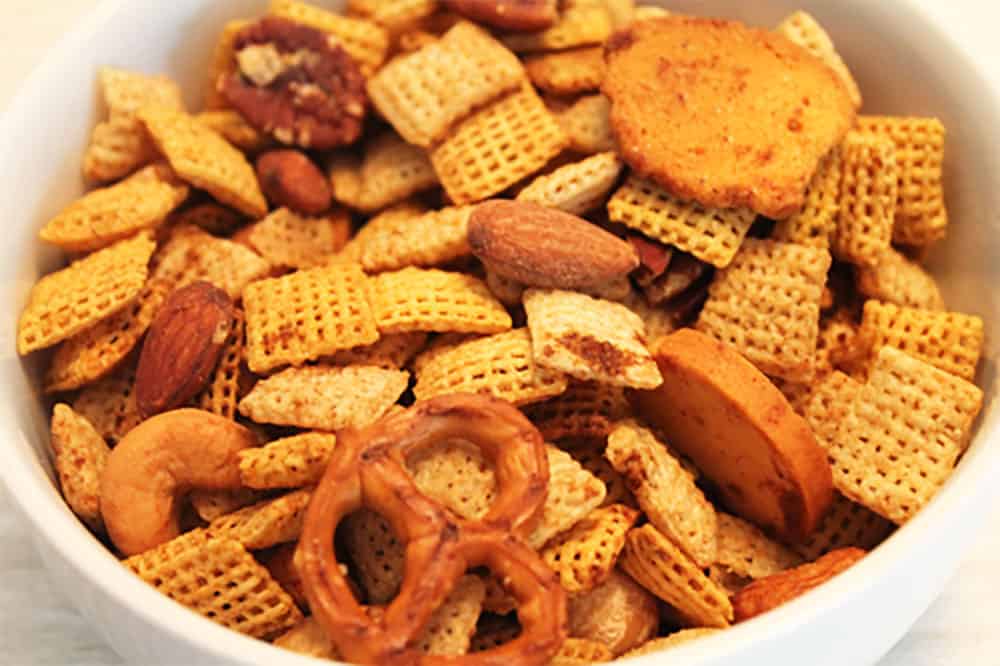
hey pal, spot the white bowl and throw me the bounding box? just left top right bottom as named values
left=1, top=1, right=997, bottom=664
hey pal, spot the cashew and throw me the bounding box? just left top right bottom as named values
left=100, top=409, right=258, bottom=556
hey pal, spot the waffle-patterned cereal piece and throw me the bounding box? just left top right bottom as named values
left=242, top=262, right=378, bottom=373
left=71, top=363, right=141, bottom=445
left=413, top=329, right=568, bottom=405
left=239, top=432, right=336, bottom=489
left=608, top=175, right=756, bottom=269
left=621, top=629, right=722, bottom=658
left=553, top=94, right=616, bottom=155
left=525, top=380, right=630, bottom=442
left=568, top=439, right=635, bottom=507
left=367, top=21, right=523, bottom=147
left=525, top=46, right=606, bottom=95
left=696, top=239, right=831, bottom=383
left=619, top=524, right=733, bottom=628
left=833, top=132, right=897, bottom=267
left=523, top=289, right=662, bottom=389
left=18, top=233, right=155, bottom=355
left=793, top=492, right=894, bottom=561
left=190, top=488, right=265, bottom=523
left=151, top=226, right=271, bottom=300
left=171, top=202, right=245, bottom=236
left=829, top=346, right=983, bottom=524
left=541, top=504, right=639, bottom=593
left=371, top=268, right=512, bottom=335
left=348, top=0, right=438, bottom=30
left=239, top=365, right=408, bottom=431
left=196, top=110, right=273, bottom=153
left=410, top=440, right=496, bottom=519
left=776, top=11, right=862, bottom=109
left=50, top=404, right=110, bottom=532
left=139, top=106, right=268, bottom=219
left=857, top=116, right=947, bottom=246
left=797, top=371, right=861, bottom=448
left=529, top=445, right=607, bottom=548
left=195, top=309, right=249, bottom=420
left=269, top=0, right=389, bottom=74
left=332, top=200, right=428, bottom=264
left=606, top=421, right=717, bottom=567
left=859, top=301, right=984, bottom=381
left=772, top=147, right=842, bottom=249
left=328, top=332, right=428, bottom=370
left=336, top=131, right=438, bottom=212
left=714, top=513, right=802, bottom=581
left=502, top=0, right=612, bottom=53
left=360, top=206, right=472, bottom=274
left=124, top=529, right=302, bottom=638
left=342, top=508, right=405, bottom=603
left=516, top=152, right=623, bottom=216
left=550, top=638, right=613, bottom=664
left=207, top=489, right=312, bottom=550
left=204, top=20, right=251, bottom=110
left=245, top=208, right=348, bottom=270
left=430, top=84, right=568, bottom=204
left=415, top=575, right=485, bottom=656
left=856, top=249, right=945, bottom=310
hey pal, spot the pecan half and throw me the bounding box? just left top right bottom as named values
left=221, top=17, right=366, bottom=150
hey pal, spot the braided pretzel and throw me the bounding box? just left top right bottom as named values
left=297, top=393, right=568, bottom=665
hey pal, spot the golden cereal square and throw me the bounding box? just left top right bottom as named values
left=540, top=503, right=639, bottom=593
left=528, top=445, right=607, bottom=548
left=410, top=440, right=496, bottom=520
left=415, top=575, right=485, bottom=656
left=71, top=363, right=142, bottom=445
left=550, top=638, right=613, bottom=664
left=553, top=94, right=617, bottom=155
left=525, top=380, right=630, bottom=442
left=773, top=147, right=842, bottom=249
left=797, top=370, right=862, bottom=448
left=502, top=0, right=612, bottom=53
left=207, top=489, right=312, bottom=550
left=196, top=110, right=273, bottom=153
left=360, top=206, right=473, bottom=274
left=83, top=115, right=160, bottom=183
left=714, top=512, right=802, bottom=581
left=349, top=0, right=438, bottom=31
left=269, top=0, right=389, bottom=74
left=833, top=132, right=898, bottom=267
left=343, top=508, right=405, bottom=603
left=793, top=492, right=893, bottom=561
left=525, top=46, right=606, bottom=95
left=239, top=432, right=337, bottom=489
left=776, top=11, right=862, bottom=108
left=151, top=226, right=272, bottom=300
left=246, top=208, right=347, bottom=270
left=99, top=66, right=184, bottom=117
left=196, top=308, right=249, bottom=420
left=50, top=404, right=110, bottom=533
left=856, top=249, right=945, bottom=310
left=349, top=131, right=439, bottom=212
left=516, top=152, right=624, bottom=217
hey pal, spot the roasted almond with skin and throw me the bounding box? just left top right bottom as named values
left=442, top=0, right=558, bottom=31
left=733, top=547, right=866, bottom=621
left=256, top=150, right=332, bottom=216
left=135, top=281, right=236, bottom=418
left=468, top=200, right=639, bottom=290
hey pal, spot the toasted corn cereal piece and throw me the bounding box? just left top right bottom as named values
left=621, top=629, right=722, bottom=658
left=568, top=439, right=635, bottom=507
left=695, top=239, right=831, bottom=383
left=833, top=132, right=897, bottom=267
left=430, top=84, right=568, bottom=204
left=416, top=575, right=486, bottom=655
left=50, top=404, right=110, bottom=532
left=793, top=492, right=894, bottom=561
left=343, top=131, right=439, bottom=212
left=859, top=301, right=983, bottom=381
left=83, top=115, right=161, bottom=183
left=529, top=445, right=606, bottom=548
left=523, top=289, right=662, bottom=389
left=45, top=278, right=170, bottom=393
left=242, top=262, right=378, bottom=373
left=796, top=370, right=861, bottom=447
left=525, top=46, right=606, bottom=95
left=856, top=249, right=944, bottom=310
left=239, top=432, right=337, bottom=489
left=333, top=200, right=429, bottom=263
left=269, top=0, right=390, bottom=74
left=567, top=569, right=659, bottom=656
left=409, top=440, right=496, bottom=519
left=776, top=11, right=862, bottom=109
left=124, top=529, right=302, bottom=638
left=814, top=315, right=868, bottom=379
left=239, top=365, right=408, bottom=431
left=550, top=638, right=613, bottom=664
left=413, top=329, right=568, bottom=405
left=368, top=21, right=522, bottom=147
left=619, top=524, right=733, bottom=628
left=360, top=206, right=473, bottom=274
left=349, top=0, right=438, bottom=31
left=371, top=268, right=512, bottom=335
left=516, top=152, right=623, bottom=216
left=607, top=175, right=756, bottom=269
left=772, top=147, right=842, bottom=249
left=97, top=65, right=184, bottom=117
left=190, top=487, right=266, bottom=522
left=207, top=488, right=312, bottom=550
left=541, top=504, right=639, bottom=593
left=205, top=20, right=251, bottom=110
left=714, top=512, right=802, bottom=581
left=18, top=233, right=155, bottom=355
left=409, top=332, right=478, bottom=374
left=196, top=110, right=274, bottom=153
left=171, top=202, right=245, bottom=236
left=480, top=574, right=517, bottom=615
left=857, top=116, right=947, bottom=246
left=606, top=421, right=716, bottom=567
left=139, top=106, right=268, bottom=219
left=470, top=614, right=521, bottom=652
left=553, top=94, right=616, bottom=155
left=326, top=152, right=364, bottom=210
left=620, top=289, right=678, bottom=345
left=195, top=308, right=249, bottom=420
left=245, top=208, right=349, bottom=269
left=342, top=508, right=405, bottom=603
left=525, top=380, right=630, bottom=442
left=502, top=0, right=612, bottom=53
left=274, top=616, right=340, bottom=658
left=829, top=346, right=983, bottom=524
left=151, top=226, right=271, bottom=300
left=328, top=331, right=428, bottom=370
left=71, top=363, right=142, bottom=445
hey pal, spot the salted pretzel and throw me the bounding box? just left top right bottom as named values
left=297, top=393, right=568, bottom=665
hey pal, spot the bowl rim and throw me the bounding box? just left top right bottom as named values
left=2, top=0, right=999, bottom=664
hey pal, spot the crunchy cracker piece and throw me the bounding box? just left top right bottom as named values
left=859, top=301, right=984, bottom=381
left=566, top=568, right=659, bottom=656
left=695, top=239, right=831, bottom=383
left=797, top=371, right=862, bottom=448
left=349, top=0, right=438, bottom=31
left=245, top=208, right=348, bottom=269
left=550, top=638, right=613, bottom=664
left=332, top=200, right=428, bottom=264
left=413, top=329, right=568, bottom=405
left=50, top=404, right=110, bottom=532
left=151, top=226, right=271, bottom=300
left=328, top=332, right=428, bottom=369
left=621, top=629, right=722, bottom=658
left=772, top=147, right=842, bottom=249
left=196, top=110, right=273, bottom=153
left=71, top=363, right=142, bottom=445
left=269, top=0, right=390, bottom=74
left=239, top=365, right=408, bottom=431
left=541, top=504, right=639, bottom=593
left=360, top=206, right=473, bottom=274
left=715, top=512, right=802, bottom=581
left=430, top=84, right=568, bottom=204
left=568, top=439, right=635, bottom=507
left=410, top=440, right=496, bottom=519
left=207, top=489, right=312, bottom=550
left=242, top=262, right=378, bottom=373
left=856, top=249, right=944, bottom=310
left=99, top=65, right=184, bottom=115
left=83, top=115, right=161, bottom=184
left=171, top=202, right=245, bottom=236
left=274, top=616, right=339, bottom=659
left=124, top=529, right=302, bottom=638
left=342, top=508, right=405, bottom=603
left=523, top=289, right=662, bottom=389
left=793, top=492, right=894, bottom=561
left=516, top=152, right=623, bottom=216
left=371, top=268, right=512, bottom=335
left=606, top=421, right=716, bottom=567
left=608, top=175, right=756, bottom=269
left=190, top=487, right=265, bottom=522
left=776, top=11, right=862, bottom=109
left=205, top=20, right=251, bottom=110
left=619, top=524, right=733, bottom=628
left=416, top=575, right=485, bottom=656
left=502, top=0, right=612, bottom=52
left=621, top=289, right=678, bottom=345
left=525, top=380, right=630, bottom=442
left=553, top=94, right=616, bottom=154
left=529, top=444, right=606, bottom=548
left=139, top=106, right=268, bottom=219
left=239, top=432, right=337, bottom=489
left=334, top=131, right=439, bottom=212
left=196, top=308, right=249, bottom=419
left=525, top=46, right=606, bottom=95
left=834, top=132, right=897, bottom=267
left=830, top=346, right=983, bottom=524
left=857, top=116, right=947, bottom=246
left=18, top=233, right=155, bottom=355
left=367, top=21, right=523, bottom=147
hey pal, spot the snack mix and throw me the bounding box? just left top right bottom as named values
left=21, top=1, right=985, bottom=663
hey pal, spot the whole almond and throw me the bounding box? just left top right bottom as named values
left=442, top=0, right=558, bottom=31
left=135, top=281, right=236, bottom=419
left=256, top=149, right=332, bottom=215
left=468, top=200, right=639, bottom=290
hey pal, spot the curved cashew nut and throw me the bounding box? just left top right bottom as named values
left=100, top=409, right=258, bottom=556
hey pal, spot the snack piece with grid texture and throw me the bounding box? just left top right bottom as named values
left=714, top=512, right=803, bottom=582
left=50, top=404, right=110, bottom=533
left=348, top=0, right=438, bottom=31
left=795, top=370, right=861, bottom=449
left=856, top=249, right=944, bottom=310
left=328, top=332, right=428, bottom=370
left=239, top=432, right=336, bottom=490
left=524, top=380, right=630, bottom=442
left=195, top=308, right=249, bottom=420
left=333, top=200, right=429, bottom=264
left=244, top=208, right=350, bottom=270
left=566, top=568, right=659, bottom=656
left=550, top=638, right=613, bottom=664
left=528, top=445, right=607, bottom=548
left=330, top=131, right=438, bottom=213
left=359, top=206, right=473, bottom=274
left=772, top=147, right=842, bottom=249
left=151, top=226, right=272, bottom=300
left=833, top=132, right=898, bottom=267
left=552, top=94, right=616, bottom=155
left=516, top=152, right=624, bottom=216
left=268, top=0, right=389, bottom=74
left=502, top=0, right=612, bottom=53
left=776, top=11, right=862, bottom=109
left=71, top=362, right=143, bottom=445
left=540, top=504, right=639, bottom=593
left=409, top=439, right=497, bottom=520
left=566, top=439, right=635, bottom=507
left=342, top=508, right=405, bottom=603
left=207, top=488, right=312, bottom=550
left=196, top=110, right=274, bottom=153
left=525, top=46, right=606, bottom=95
left=414, top=574, right=486, bottom=655
left=793, top=492, right=894, bottom=561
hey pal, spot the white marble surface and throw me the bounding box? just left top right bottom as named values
left=2, top=1, right=1000, bottom=664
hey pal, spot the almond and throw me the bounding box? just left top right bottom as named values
left=135, top=281, right=236, bottom=418
left=732, top=548, right=866, bottom=622
left=468, top=200, right=639, bottom=291
left=256, top=149, right=332, bottom=215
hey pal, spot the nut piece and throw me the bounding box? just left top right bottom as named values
left=135, top=282, right=236, bottom=418
left=468, top=200, right=638, bottom=290
left=629, top=234, right=673, bottom=286
left=733, top=547, right=866, bottom=621
left=256, top=150, right=332, bottom=215
left=442, top=0, right=558, bottom=31
left=221, top=17, right=366, bottom=150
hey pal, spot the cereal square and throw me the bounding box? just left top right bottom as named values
left=833, top=132, right=897, bottom=267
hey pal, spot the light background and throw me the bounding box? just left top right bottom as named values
left=1, top=1, right=998, bottom=664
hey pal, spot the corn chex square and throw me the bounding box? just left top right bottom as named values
left=245, top=208, right=348, bottom=270
left=207, top=489, right=312, bottom=550
left=772, top=147, right=842, bottom=250
left=360, top=206, right=473, bottom=274
left=833, top=132, right=898, bottom=267
left=328, top=331, right=428, bottom=370
left=50, top=404, right=110, bottom=533
left=332, top=131, right=438, bottom=213
left=342, top=508, right=405, bottom=603
left=71, top=362, right=142, bottom=445
left=516, top=152, right=624, bottom=217
left=333, top=200, right=428, bottom=264
left=502, top=0, right=612, bottom=53
left=523, top=289, right=662, bottom=389
left=541, top=503, right=639, bottom=593
left=714, top=513, right=802, bottom=582
left=151, top=226, right=272, bottom=300
left=239, top=432, right=337, bottom=489
left=348, top=0, right=438, bottom=31
left=525, top=46, right=606, bottom=95
left=414, top=575, right=485, bottom=656
left=269, top=0, right=389, bottom=74
left=195, top=110, right=273, bottom=153
left=196, top=308, right=249, bottom=420
left=793, top=491, right=893, bottom=561
left=530, top=445, right=607, bottom=548
left=552, top=94, right=616, bottom=155
left=856, top=249, right=944, bottom=311
left=696, top=239, right=831, bottom=383
left=524, top=380, right=630, bottom=442
left=776, top=11, right=862, bottom=109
